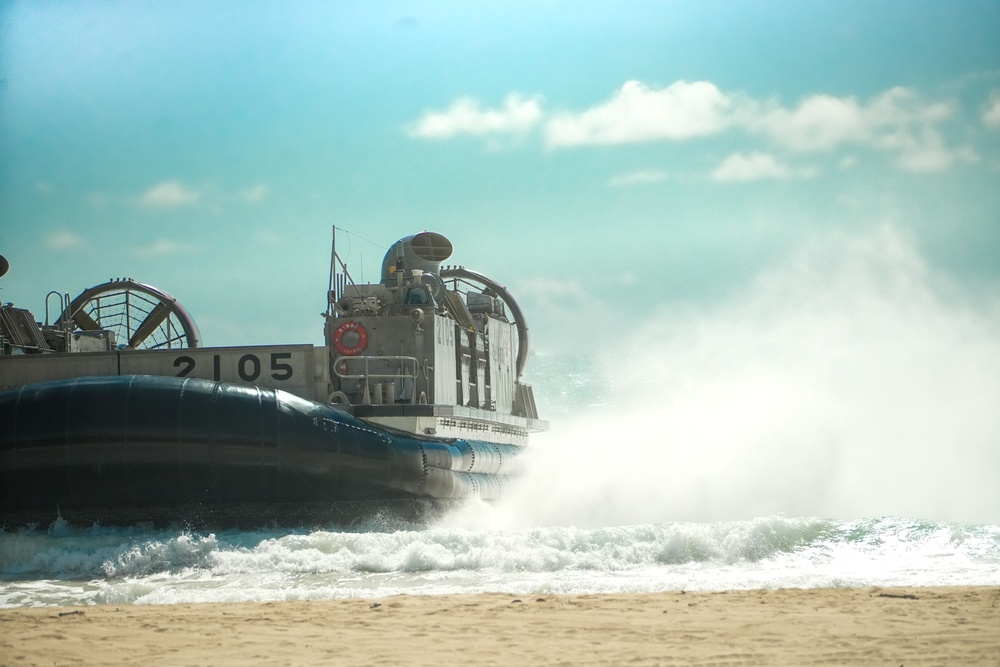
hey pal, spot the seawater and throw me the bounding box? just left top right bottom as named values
left=4, top=234, right=1000, bottom=608
left=2, top=515, right=999, bottom=607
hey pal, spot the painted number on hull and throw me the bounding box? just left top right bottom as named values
left=173, top=352, right=295, bottom=382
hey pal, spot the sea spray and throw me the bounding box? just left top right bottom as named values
left=2, top=516, right=999, bottom=607
left=514, top=227, right=1000, bottom=527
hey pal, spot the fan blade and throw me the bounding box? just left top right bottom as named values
left=127, top=302, right=170, bottom=348
left=72, top=310, right=102, bottom=331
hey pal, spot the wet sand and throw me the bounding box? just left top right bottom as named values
left=2, top=586, right=998, bottom=666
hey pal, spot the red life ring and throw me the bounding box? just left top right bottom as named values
left=333, top=321, right=368, bottom=356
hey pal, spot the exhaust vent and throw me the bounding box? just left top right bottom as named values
left=381, top=232, right=453, bottom=283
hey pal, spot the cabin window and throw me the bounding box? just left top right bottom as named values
left=406, top=287, right=429, bottom=305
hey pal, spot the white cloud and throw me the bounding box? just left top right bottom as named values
left=752, top=87, right=969, bottom=172
left=546, top=80, right=731, bottom=148
left=240, top=183, right=269, bottom=203
left=983, top=91, right=1000, bottom=128
left=752, top=94, right=866, bottom=152
left=408, top=94, right=542, bottom=139
left=712, top=152, right=794, bottom=182
left=866, top=87, right=953, bottom=127
left=886, top=128, right=978, bottom=172
left=139, top=181, right=199, bottom=207
left=609, top=169, right=669, bottom=187
left=408, top=80, right=976, bottom=174
left=131, top=239, right=194, bottom=257
left=45, top=229, right=87, bottom=250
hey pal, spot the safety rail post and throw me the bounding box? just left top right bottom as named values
left=333, top=355, right=421, bottom=403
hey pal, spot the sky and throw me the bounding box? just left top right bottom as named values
left=1, top=1, right=1000, bottom=523
left=1, top=0, right=998, bottom=349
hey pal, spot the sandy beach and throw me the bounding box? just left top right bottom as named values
left=1, top=586, right=997, bottom=666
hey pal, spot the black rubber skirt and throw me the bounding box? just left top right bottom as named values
left=0, top=375, right=521, bottom=527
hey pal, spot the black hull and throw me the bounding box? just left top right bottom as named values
left=0, top=375, right=521, bottom=528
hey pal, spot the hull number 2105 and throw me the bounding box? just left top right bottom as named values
left=173, top=352, right=294, bottom=382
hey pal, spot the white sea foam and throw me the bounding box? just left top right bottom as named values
left=1, top=516, right=998, bottom=607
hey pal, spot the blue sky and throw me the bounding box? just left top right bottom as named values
left=1, top=0, right=999, bottom=351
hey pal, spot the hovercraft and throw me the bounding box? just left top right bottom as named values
left=0, top=231, right=547, bottom=527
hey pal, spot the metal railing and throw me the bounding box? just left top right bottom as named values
left=332, top=355, right=420, bottom=381
left=333, top=355, right=423, bottom=405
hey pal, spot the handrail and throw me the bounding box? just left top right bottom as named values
left=44, top=291, right=69, bottom=328
left=334, top=355, right=422, bottom=405
left=333, top=355, right=420, bottom=381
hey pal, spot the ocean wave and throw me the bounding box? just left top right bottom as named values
left=3, top=515, right=994, bottom=579
left=3, top=515, right=998, bottom=607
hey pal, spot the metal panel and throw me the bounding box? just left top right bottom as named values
left=120, top=344, right=320, bottom=401
left=0, top=352, right=119, bottom=390
left=488, top=318, right=516, bottom=414
left=431, top=315, right=456, bottom=405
